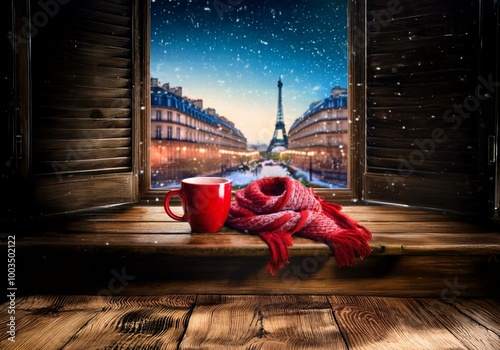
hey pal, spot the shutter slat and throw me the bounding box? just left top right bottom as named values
left=367, top=157, right=475, bottom=176
left=35, top=147, right=131, bottom=161
left=367, top=137, right=475, bottom=150
left=37, top=158, right=131, bottom=175
left=34, top=128, right=130, bottom=139
left=365, top=175, right=479, bottom=211
left=35, top=97, right=131, bottom=109
left=34, top=63, right=131, bottom=79
left=368, top=147, right=474, bottom=162
left=34, top=138, right=131, bottom=151
left=36, top=87, right=131, bottom=99
left=35, top=107, right=131, bottom=119
left=34, top=118, right=131, bottom=128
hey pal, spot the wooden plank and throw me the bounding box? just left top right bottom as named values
left=0, top=295, right=195, bottom=349
left=15, top=230, right=500, bottom=257
left=32, top=173, right=135, bottom=214
left=34, top=117, right=131, bottom=129
left=11, top=205, right=500, bottom=297
left=35, top=128, right=131, bottom=139
left=36, top=157, right=131, bottom=175
left=417, top=299, right=500, bottom=349
left=364, top=174, right=483, bottom=213
left=34, top=137, right=131, bottom=151
left=35, top=147, right=131, bottom=162
left=51, top=217, right=488, bottom=234
left=329, top=295, right=467, bottom=349
left=0, top=295, right=103, bottom=349
left=66, top=205, right=484, bottom=226
left=1, top=295, right=498, bottom=349
left=451, top=299, right=500, bottom=333
left=62, top=295, right=195, bottom=350
left=180, top=295, right=345, bottom=350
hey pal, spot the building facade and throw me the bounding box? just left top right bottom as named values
left=283, top=87, right=349, bottom=186
left=150, top=79, right=254, bottom=187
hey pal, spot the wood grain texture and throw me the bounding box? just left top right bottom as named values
left=62, top=295, right=195, bottom=350
left=32, top=173, right=135, bottom=214
left=449, top=299, right=500, bottom=334
left=329, top=295, right=468, bottom=350
left=1, top=295, right=498, bottom=350
left=417, top=298, right=500, bottom=350
left=0, top=295, right=195, bottom=350
left=180, top=295, right=345, bottom=350
left=0, top=295, right=104, bottom=349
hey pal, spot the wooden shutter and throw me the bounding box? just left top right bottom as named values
left=362, top=0, right=496, bottom=214
left=1, top=0, right=13, bottom=177
left=491, top=0, right=500, bottom=219
left=27, top=0, right=140, bottom=214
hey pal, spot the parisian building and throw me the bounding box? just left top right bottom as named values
left=150, top=78, right=255, bottom=187
left=283, top=86, right=349, bottom=186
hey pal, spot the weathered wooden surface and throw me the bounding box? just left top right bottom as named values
left=180, top=295, right=345, bottom=349
left=329, top=295, right=468, bottom=349
left=11, top=204, right=500, bottom=297
left=417, top=298, right=500, bottom=350
left=1, top=295, right=498, bottom=349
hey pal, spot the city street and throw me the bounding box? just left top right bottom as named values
left=158, top=160, right=344, bottom=190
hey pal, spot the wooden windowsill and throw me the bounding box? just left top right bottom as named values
left=14, top=203, right=500, bottom=256
left=10, top=203, right=500, bottom=297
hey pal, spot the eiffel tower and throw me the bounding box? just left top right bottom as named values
left=267, top=77, right=288, bottom=152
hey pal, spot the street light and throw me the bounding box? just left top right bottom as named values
left=307, top=151, right=315, bottom=181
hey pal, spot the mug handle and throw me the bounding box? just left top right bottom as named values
left=164, top=189, right=187, bottom=221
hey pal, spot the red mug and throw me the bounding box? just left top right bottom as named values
left=164, top=177, right=232, bottom=233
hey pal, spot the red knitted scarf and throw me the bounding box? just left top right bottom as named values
left=226, top=177, right=372, bottom=275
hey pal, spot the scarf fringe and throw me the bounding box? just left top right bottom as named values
left=327, top=229, right=373, bottom=266
left=259, top=231, right=294, bottom=275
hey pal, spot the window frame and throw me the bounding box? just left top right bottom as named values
left=138, top=0, right=364, bottom=204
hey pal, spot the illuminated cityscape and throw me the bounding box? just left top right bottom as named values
left=283, top=87, right=349, bottom=186
left=150, top=0, right=348, bottom=189
left=151, top=78, right=348, bottom=189
left=150, top=78, right=258, bottom=188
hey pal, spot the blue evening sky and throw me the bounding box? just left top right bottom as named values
left=150, top=0, right=348, bottom=144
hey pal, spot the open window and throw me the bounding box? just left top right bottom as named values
left=3, top=0, right=498, bottom=218
left=144, top=0, right=359, bottom=202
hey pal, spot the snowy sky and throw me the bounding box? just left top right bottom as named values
left=150, top=0, right=348, bottom=144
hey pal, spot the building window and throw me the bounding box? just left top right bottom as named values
left=150, top=0, right=350, bottom=190
left=155, top=126, right=162, bottom=139
left=155, top=110, right=162, bottom=121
